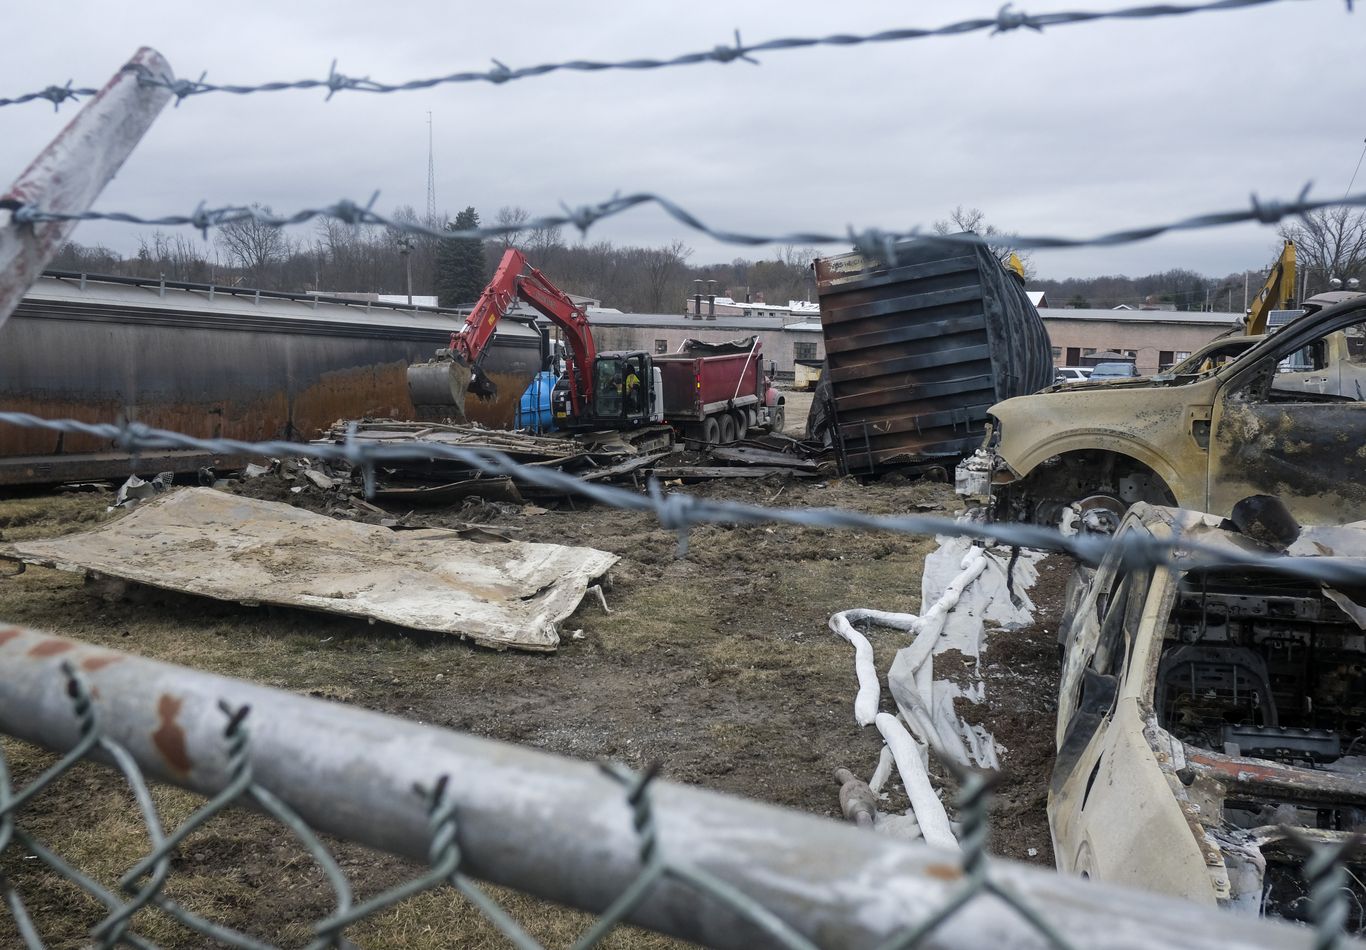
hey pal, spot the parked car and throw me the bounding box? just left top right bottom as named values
left=956, top=293, right=1366, bottom=527
left=1086, top=361, right=1139, bottom=380
left=1054, top=367, right=1092, bottom=383
left=1049, top=500, right=1365, bottom=930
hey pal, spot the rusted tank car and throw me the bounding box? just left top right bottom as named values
left=0, top=272, right=543, bottom=485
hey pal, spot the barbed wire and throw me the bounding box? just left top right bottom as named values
left=7, top=185, right=1366, bottom=259
left=0, top=0, right=1332, bottom=112
left=1, top=410, right=1364, bottom=591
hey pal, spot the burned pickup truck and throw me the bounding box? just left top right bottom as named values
left=957, top=293, right=1366, bottom=527
left=1050, top=501, right=1365, bottom=930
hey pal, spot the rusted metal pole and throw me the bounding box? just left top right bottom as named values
left=0, top=625, right=1339, bottom=949
left=0, top=47, right=174, bottom=327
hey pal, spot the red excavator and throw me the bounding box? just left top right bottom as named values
left=407, top=248, right=785, bottom=441
left=407, top=248, right=663, bottom=430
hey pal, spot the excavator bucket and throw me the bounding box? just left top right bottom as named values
left=406, top=360, right=474, bottom=423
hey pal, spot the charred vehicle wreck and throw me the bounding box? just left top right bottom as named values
left=956, top=292, right=1366, bottom=528
left=1050, top=501, right=1366, bottom=931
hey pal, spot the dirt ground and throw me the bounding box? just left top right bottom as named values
left=0, top=467, right=1066, bottom=948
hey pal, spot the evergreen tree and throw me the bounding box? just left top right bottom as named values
left=435, top=207, right=488, bottom=306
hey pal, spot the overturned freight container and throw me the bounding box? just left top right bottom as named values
left=811, top=236, right=1052, bottom=474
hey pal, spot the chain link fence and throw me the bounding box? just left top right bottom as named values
left=2, top=625, right=1356, bottom=949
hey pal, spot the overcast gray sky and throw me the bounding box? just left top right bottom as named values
left=3, top=0, right=1363, bottom=280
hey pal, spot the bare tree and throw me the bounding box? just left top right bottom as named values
left=523, top=220, right=565, bottom=272
left=1278, top=206, right=1366, bottom=296
left=638, top=240, right=692, bottom=313
left=494, top=205, right=531, bottom=251
left=134, top=230, right=213, bottom=282
left=932, top=206, right=1034, bottom=280
left=216, top=205, right=293, bottom=289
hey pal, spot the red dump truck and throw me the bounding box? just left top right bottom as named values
left=653, top=337, right=785, bottom=444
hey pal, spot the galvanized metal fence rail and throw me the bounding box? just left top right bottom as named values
left=0, top=625, right=1353, bottom=950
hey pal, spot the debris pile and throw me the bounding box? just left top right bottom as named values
left=314, top=419, right=677, bottom=499
left=303, top=419, right=828, bottom=494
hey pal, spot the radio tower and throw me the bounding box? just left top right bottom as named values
left=425, top=112, right=438, bottom=225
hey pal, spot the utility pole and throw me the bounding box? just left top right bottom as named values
left=1243, top=271, right=1249, bottom=314
left=397, top=236, right=414, bottom=305
left=426, top=112, right=437, bottom=226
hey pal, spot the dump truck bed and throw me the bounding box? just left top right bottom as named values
left=654, top=342, right=764, bottom=423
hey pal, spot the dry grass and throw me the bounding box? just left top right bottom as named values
left=0, top=491, right=113, bottom=540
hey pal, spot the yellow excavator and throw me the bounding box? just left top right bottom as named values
left=1244, top=240, right=1297, bottom=335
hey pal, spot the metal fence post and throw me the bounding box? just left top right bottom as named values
left=0, top=47, right=174, bottom=326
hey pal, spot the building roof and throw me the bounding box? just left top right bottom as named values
left=1039, top=307, right=1239, bottom=327
left=709, top=296, right=819, bottom=316
left=543, top=310, right=823, bottom=332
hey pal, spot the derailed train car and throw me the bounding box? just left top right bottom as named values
left=808, top=235, right=1054, bottom=475
left=0, top=272, right=543, bottom=485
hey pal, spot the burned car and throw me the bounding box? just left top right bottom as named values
left=1050, top=501, right=1365, bottom=930
left=957, top=293, right=1366, bottom=527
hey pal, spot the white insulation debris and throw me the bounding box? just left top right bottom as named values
left=829, top=530, right=1043, bottom=845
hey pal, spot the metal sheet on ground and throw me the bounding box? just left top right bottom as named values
left=0, top=488, right=616, bottom=651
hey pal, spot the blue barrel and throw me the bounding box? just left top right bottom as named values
left=515, top=371, right=560, bottom=433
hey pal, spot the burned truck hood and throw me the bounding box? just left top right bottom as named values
left=987, top=376, right=1220, bottom=505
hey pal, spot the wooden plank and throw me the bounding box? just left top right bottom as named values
left=650, top=466, right=816, bottom=480
left=578, top=450, right=676, bottom=482
left=708, top=446, right=818, bottom=471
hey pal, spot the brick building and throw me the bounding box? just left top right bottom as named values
left=1038, top=308, right=1238, bottom=374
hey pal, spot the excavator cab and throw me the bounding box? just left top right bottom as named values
left=588, top=352, right=657, bottom=427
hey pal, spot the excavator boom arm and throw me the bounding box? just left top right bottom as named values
left=446, top=247, right=599, bottom=416
left=1245, top=240, right=1296, bottom=336
left=449, top=248, right=524, bottom=364
left=515, top=264, right=599, bottom=412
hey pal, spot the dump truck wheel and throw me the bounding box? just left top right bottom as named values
left=703, top=415, right=721, bottom=445
left=770, top=406, right=786, bottom=433
left=718, top=413, right=737, bottom=445
left=730, top=409, right=749, bottom=441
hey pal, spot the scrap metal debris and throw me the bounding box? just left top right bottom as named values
left=112, top=471, right=173, bottom=508
left=0, top=488, right=617, bottom=651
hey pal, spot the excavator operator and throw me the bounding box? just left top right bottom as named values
left=624, top=363, right=642, bottom=413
